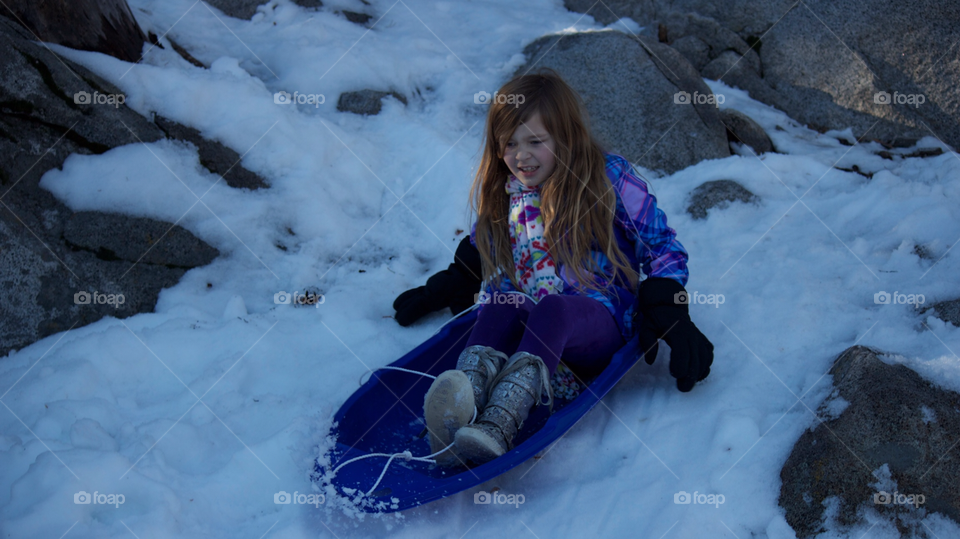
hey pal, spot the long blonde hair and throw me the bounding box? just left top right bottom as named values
left=470, top=68, right=638, bottom=295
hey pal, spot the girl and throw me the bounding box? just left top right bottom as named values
left=423, top=68, right=713, bottom=467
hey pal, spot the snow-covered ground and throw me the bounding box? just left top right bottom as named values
left=2, top=0, right=959, bottom=537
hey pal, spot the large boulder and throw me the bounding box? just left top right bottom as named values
left=0, top=15, right=221, bottom=357
left=5, top=0, right=146, bottom=63
left=564, top=0, right=960, bottom=150
left=779, top=346, right=960, bottom=537
left=514, top=30, right=729, bottom=174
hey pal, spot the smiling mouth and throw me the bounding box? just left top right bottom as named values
left=519, top=166, right=539, bottom=173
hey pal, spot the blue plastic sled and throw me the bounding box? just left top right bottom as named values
left=313, top=308, right=642, bottom=513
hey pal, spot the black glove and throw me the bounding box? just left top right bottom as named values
left=635, top=277, right=714, bottom=392
left=393, top=236, right=482, bottom=326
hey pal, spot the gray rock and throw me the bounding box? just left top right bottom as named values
left=63, top=212, right=219, bottom=268
left=717, top=109, right=773, bottom=154
left=564, top=0, right=960, bottom=150
left=340, top=11, right=372, bottom=25
left=0, top=17, right=163, bottom=152
left=203, top=0, right=268, bottom=19
left=155, top=116, right=268, bottom=190
left=912, top=244, right=935, bottom=261
left=686, top=179, right=758, bottom=219
left=759, top=1, right=937, bottom=144
left=203, top=0, right=324, bottom=19
left=0, top=15, right=219, bottom=357
left=701, top=50, right=787, bottom=109
left=926, top=299, right=960, bottom=328
left=5, top=0, right=146, bottom=63
left=639, top=11, right=762, bottom=74
left=564, top=0, right=794, bottom=37
left=670, top=34, right=711, bottom=72
left=514, top=30, right=729, bottom=174
left=337, top=89, right=408, bottom=116
left=779, top=346, right=960, bottom=537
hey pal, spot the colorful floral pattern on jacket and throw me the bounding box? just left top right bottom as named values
left=505, top=175, right=563, bottom=300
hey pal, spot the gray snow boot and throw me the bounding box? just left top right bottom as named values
left=455, top=345, right=508, bottom=410
left=423, top=370, right=474, bottom=467
left=454, top=351, right=553, bottom=464
left=422, top=346, right=507, bottom=467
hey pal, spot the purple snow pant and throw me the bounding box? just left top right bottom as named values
left=464, top=294, right=625, bottom=378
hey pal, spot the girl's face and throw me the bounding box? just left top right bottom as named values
left=503, top=112, right=557, bottom=188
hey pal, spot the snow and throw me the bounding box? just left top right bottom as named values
left=3, top=0, right=960, bottom=537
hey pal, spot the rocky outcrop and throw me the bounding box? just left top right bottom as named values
left=564, top=0, right=960, bottom=150
left=0, top=15, right=223, bottom=357
left=62, top=212, right=219, bottom=268
left=5, top=0, right=146, bottom=63
left=513, top=30, right=729, bottom=174
left=779, top=346, right=960, bottom=537
left=154, top=116, right=268, bottom=190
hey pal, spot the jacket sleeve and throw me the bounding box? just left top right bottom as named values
left=608, top=155, right=689, bottom=287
